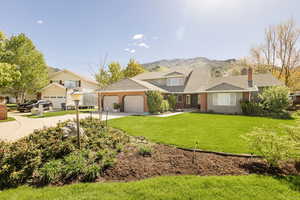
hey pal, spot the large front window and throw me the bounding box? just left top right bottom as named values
left=212, top=93, right=236, bottom=106
left=167, top=78, right=184, bottom=86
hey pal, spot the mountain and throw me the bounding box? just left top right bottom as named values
left=142, top=57, right=236, bottom=71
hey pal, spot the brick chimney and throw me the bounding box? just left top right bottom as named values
left=248, top=67, right=253, bottom=87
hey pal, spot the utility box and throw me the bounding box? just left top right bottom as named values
left=0, top=104, right=8, bottom=120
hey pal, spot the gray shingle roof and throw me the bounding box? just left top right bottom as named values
left=98, top=67, right=283, bottom=94
left=134, top=66, right=193, bottom=80
left=97, top=78, right=167, bottom=92
left=206, top=83, right=244, bottom=91
left=98, top=78, right=147, bottom=91
left=204, top=73, right=283, bottom=92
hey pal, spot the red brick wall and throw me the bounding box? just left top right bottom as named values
left=0, top=105, right=8, bottom=120
left=199, top=93, right=207, bottom=112
left=243, top=92, right=250, bottom=101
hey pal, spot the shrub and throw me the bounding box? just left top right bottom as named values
left=167, top=94, right=177, bottom=111
left=244, top=126, right=298, bottom=167
left=294, top=110, right=300, bottom=117
left=259, top=86, right=291, bottom=113
left=34, top=159, right=63, bottom=184
left=138, top=145, right=153, bottom=157
left=160, top=100, right=169, bottom=113
left=146, top=90, right=163, bottom=114
left=0, top=118, right=129, bottom=189
left=82, top=164, right=101, bottom=182
left=240, top=100, right=263, bottom=115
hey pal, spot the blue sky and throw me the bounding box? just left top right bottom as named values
left=0, top=0, right=299, bottom=78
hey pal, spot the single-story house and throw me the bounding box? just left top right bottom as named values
left=96, top=66, right=283, bottom=114
left=40, top=69, right=98, bottom=109
left=291, top=91, right=300, bottom=105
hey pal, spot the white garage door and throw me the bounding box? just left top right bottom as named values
left=124, top=96, right=144, bottom=113
left=103, top=96, right=119, bottom=112
left=43, top=96, right=65, bottom=109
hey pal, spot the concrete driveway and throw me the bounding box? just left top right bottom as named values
left=0, top=112, right=131, bottom=141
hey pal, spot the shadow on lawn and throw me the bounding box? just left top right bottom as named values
left=240, top=161, right=300, bottom=192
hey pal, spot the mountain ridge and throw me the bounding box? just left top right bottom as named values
left=142, top=57, right=236, bottom=71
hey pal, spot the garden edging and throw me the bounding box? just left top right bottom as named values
left=175, top=146, right=262, bottom=158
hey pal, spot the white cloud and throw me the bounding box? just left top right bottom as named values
left=36, top=20, right=44, bottom=24
left=138, top=42, right=149, bottom=48
left=176, top=26, right=185, bottom=40
left=152, top=36, right=159, bottom=40
left=132, top=34, right=144, bottom=40
left=124, top=48, right=136, bottom=53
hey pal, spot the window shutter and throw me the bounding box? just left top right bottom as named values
left=213, top=94, right=218, bottom=105
left=59, top=80, right=63, bottom=85
left=78, top=80, right=81, bottom=87
left=50, top=80, right=53, bottom=84
left=230, top=93, right=236, bottom=105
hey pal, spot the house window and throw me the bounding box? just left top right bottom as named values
left=167, top=78, right=184, bottom=86
left=212, top=93, right=236, bottom=106
left=51, top=80, right=60, bottom=84
left=186, top=95, right=191, bottom=105
left=64, top=80, right=79, bottom=89
left=177, top=95, right=183, bottom=103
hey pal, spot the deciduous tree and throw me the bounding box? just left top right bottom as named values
left=123, top=59, right=145, bottom=78
left=108, top=62, right=123, bottom=84
left=249, top=19, right=300, bottom=88
left=0, top=33, right=48, bottom=103
left=0, top=63, right=20, bottom=88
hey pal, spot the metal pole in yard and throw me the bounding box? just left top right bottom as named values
left=75, top=100, right=81, bottom=149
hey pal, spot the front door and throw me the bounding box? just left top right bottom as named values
left=191, top=94, right=198, bottom=108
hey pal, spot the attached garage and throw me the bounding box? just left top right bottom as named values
left=124, top=95, right=144, bottom=113
left=41, top=83, right=66, bottom=109
left=103, top=96, right=119, bottom=112
left=43, top=96, right=65, bottom=109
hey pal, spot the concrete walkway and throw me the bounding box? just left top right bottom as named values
left=0, top=112, right=131, bottom=141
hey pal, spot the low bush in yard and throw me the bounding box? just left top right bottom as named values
left=160, top=100, right=169, bottom=113
left=0, top=118, right=129, bottom=189
left=138, top=145, right=153, bottom=157
left=167, top=94, right=177, bottom=111
left=241, top=86, right=292, bottom=119
left=244, top=123, right=300, bottom=167
left=146, top=90, right=163, bottom=114
left=240, top=100, right=263, bottom=116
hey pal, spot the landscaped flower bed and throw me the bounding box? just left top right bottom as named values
left=0, top=118, right=129, bottom=189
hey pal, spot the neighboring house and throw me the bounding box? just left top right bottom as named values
left=40, top=69, right=98, bottom=109
left=0, top=94, right=16, bottom=104
left=291, top=91, right=300, bottom=105
left=96, top=66, right=283, bottom=114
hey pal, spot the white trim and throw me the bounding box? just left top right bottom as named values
left=205, top=89, right=258, bottom=93
left=97, top=89, right=148, bottom=93
left=50, top=69, right=98, bottom=85
left=41, top=83, right=66, bottom=91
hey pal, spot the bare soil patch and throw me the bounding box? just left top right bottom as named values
left=103, top=144, right=299, bottom=182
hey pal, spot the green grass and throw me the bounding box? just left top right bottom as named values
left=109, top=113, right=297, bottom=154
left=26, top=109, right=96, bottom=118
left=0, top=117, right=15, bottom=123
left=0, top=175, right=299, bottom=200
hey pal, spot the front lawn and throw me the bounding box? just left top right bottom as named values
left=26, top=109, right=96, bottom=118
left=109, top=113, right=297, bottom=154
left=0, top=117, right=15, bottom=122
left=0, top=175, right=299, bottom=200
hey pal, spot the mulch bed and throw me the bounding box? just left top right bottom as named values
left=103, top=144, right=299, bottom=182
